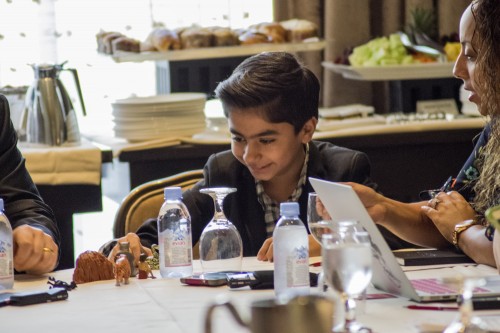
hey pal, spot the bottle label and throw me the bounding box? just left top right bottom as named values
left=162, top=228, right=192, bottom=267
left=286, top=245, right=309, bottom=287
left=0, top=240, right=13, bottom=279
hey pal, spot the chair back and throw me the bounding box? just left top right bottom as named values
left=113, top=169, right=204, bottom=238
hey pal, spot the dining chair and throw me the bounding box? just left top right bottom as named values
left=113, top=169, right=204, bottom=257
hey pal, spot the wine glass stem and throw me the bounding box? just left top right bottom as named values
left=344, top=294, right=357, bottom=329
left=460, top=288, right=473, bottom=326
left=214, top=195, right=225, bottom=221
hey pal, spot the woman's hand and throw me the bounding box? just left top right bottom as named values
left=347, top=182, right=388, bottom=223
left=108, top=233, right=152, bottom=266
left=421, top=191, right=476, bottom=243
left=13, top=224, right=59, bottom=275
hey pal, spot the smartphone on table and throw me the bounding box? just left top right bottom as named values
left=180, top=271, right=242, bottom=287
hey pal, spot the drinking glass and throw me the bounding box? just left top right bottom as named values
left=307, top=192, right=333, bottom=292
left=442, top=276, right=488, bottom=333
left=199, top=187, right=243, bottom=272
left=322, top=221, right=373, bottom=333
left=307, top=192, right=333, bottom=244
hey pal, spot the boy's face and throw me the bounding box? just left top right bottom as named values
left=227, top=107, right=315, bottom=183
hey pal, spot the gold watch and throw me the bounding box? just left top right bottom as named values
left=452, top=219, right=478, bottom=251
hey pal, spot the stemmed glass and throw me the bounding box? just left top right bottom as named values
left=199, top=187, right=243, bottom=273
left=322, top=221, right=373, bottom=333
left=307, top=192, right=333, bottom=292
left=442, top=275, right=488, bottom=333
left=307, top=192, right=334, bottom=244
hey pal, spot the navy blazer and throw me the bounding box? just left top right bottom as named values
left=136, top=141, right=378, bottom=256
left=0, top=94, right=60, bottom=247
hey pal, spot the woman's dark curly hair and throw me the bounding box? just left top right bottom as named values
left=470, top=0, right=500, bottom=216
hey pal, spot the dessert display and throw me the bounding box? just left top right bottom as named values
left=96, top=19, right=320, bottom=56
left=332, top=8, right=460, bottom=67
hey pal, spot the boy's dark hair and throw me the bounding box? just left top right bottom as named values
left=214, top=52, right=319, bottom=133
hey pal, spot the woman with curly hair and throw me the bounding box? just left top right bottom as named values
left=350, top=0, right=500, bottom=267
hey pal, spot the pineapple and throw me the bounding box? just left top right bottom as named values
left=406, top=6, right=442, bottom=52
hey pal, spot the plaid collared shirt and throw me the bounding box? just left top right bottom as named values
left=256, top=143, right=309, bottom=237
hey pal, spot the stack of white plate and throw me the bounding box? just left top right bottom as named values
left=112, top=93, right=207, bottom=142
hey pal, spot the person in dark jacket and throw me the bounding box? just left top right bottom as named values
left=0, top=94, right=60, bottom=274
left=106, top=52, right=380, bottom=263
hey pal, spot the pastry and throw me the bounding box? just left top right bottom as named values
left=146, top=28, right=181, bottom=52
left=101, top=32, right=124, bottom=54
left=179, top=27, right=214, bottom=48
left=280, top=18, right=318, bottom=42
left=238, top=31, right=270, bottom=45
left=210, top=27, right=239, bottom=47
left=112, top=36, right=141, bottom=53
left=256, top=22, right=286, bottom=43
left=96, top=31, right=123, bottom=54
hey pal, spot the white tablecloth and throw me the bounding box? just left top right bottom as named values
left=18, top=139, right=102, bottom=186
left=3, top=257, right=500, bottom=333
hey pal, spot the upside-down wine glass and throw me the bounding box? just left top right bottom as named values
left=322, top=221, right=373, bottom=333
left=199, top=187, right=243, bottom=273
left=442, top=275, right=488, bottom=333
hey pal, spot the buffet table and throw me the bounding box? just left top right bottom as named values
left=18, top=140, right=113, bottom=270
left=113, top=117, right=485, bottom=203
left=3, top=257, right=500, bottom=333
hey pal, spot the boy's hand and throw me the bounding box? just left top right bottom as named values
left=257, top=235, right=322, bottom=262
left=108, top=233, right=152, bottom=266
left=257, top=238, right=274, bottom=262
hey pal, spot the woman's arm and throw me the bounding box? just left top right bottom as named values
left=458, top=226, right=495, bottom=266
left=348, top=182, right=449, bottom=248
left=422, top=190, right=495, bottom=266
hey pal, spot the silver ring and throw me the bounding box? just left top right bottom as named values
left=428, top=198, right=441, bottom=209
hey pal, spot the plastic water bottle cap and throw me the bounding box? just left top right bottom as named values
left=280, top=202, right=299, bottom=217
left=164, top=187, right=182, bottom=200
left=0, top=198, right=3, bottom=211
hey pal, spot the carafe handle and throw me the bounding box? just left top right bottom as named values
left=204, top=298, right=249, bottom=333
left=65, top=68, right=86, bottom=116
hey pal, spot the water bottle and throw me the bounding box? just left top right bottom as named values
left=273, top=202, right=310, bottom=297
left=0, top=198, right=14, bottom=290
left=157, top=187, right=193, bottom=278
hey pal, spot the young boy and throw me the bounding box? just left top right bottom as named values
left=106, top=52, right=376, bottom=262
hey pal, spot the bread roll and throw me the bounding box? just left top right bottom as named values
left=256, top=22, right=286, bottom=43
left=210, top=27, right=239, bottom=47
left=238, top=31, right=270, bottom=45
left=147, top=28, right=181, bottom=52
left=100, top=32, right=124, bottom=54
left=179, top=27, right=214, bottom=49
left=280, top=19, right=318, bottom=42
left=112, top=36, right=140, bottom=53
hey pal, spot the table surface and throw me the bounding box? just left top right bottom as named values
left=3, top=257, right=500, bottom=333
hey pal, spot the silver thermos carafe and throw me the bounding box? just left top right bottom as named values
left=20, top=62, right=86, bottom=146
